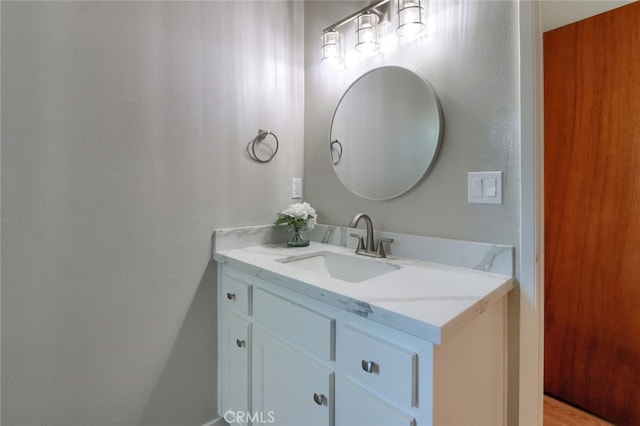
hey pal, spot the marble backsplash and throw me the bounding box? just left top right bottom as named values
left=213, top=223, right=514, bottom=276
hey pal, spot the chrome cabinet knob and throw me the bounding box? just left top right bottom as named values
left=313, top=393, right=327, bottom=406
left=361, top=360, right=377, bottom=373
left=226, top=292, right=236, bottom=300
left=236, top=339, right=246, bottom=348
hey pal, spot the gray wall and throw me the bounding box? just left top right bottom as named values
left=305, top=1, right=519, bottom=243
left=304, top=1, right=521, bottom=422
left=1, top=2, right=304, bottom=425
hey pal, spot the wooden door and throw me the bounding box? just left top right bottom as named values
left=544, top=2, right=640, bottom=425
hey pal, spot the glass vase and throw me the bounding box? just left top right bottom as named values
left=287, top=225, right=310, bottom=247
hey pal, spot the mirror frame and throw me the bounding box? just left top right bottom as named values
left=329, top=66, right=444, bottom=200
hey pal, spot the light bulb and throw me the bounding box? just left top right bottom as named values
left=397, top=0, right=425, bottom=38
left=355, top=13, right=380, bottom=53
left=321, top=31, right=344, bottom=65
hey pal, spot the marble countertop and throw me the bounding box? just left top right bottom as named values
left=214, top=241, right=513, bottom=344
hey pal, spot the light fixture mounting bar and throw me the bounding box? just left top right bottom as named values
left=322, top=0, right=390, bottom=33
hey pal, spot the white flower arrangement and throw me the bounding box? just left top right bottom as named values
left=275, top=202, right=317, bottom=230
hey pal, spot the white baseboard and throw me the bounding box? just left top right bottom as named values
left=201, top=417, right=225, bottom=426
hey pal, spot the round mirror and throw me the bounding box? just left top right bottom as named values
left=329, top=66, right=443, bottom=200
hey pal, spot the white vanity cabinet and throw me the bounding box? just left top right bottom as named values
left=217, top=263, right=507, bottom=426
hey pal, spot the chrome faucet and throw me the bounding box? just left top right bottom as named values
left=348, top=213, right=393, bottom=258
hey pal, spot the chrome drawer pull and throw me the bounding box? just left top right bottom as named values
left=226, top=292, right=236, bottom=300
left=313, top=393, right=327, bottom=406
left=361, top=360, right=377, bottom=373
left=236, top=339, right=246, bottom=348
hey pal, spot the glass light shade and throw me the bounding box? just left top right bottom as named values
left=321, top=31, right=344, bottom=65
left=355, top=13, right=380, bottom=53
left=396, top=0, right=425, bottom=38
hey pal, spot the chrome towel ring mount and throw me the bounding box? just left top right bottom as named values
left=247, top=129, right=279, bottom=163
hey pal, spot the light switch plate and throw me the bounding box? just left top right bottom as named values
left=468, top=171, right=502, bottom=204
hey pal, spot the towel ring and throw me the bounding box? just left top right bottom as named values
left=248, top=129, right=279, bottom=163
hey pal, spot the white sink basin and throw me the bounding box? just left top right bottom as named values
left=276, top=251, right=400, bottom=283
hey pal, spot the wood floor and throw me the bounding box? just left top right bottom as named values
left=544, top=395, right=615, bottom=426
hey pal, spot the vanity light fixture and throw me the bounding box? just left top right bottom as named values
left=321, top=0, right=390, bottom=64
left=321, top=0, right=427, bottom=65
left=396, top=0, right=425, bottom=37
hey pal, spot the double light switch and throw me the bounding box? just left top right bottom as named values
left=468, top=171, right=502, bottom=204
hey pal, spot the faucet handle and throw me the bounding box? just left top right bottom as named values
left=349, top=233, right=366, bottom=251
left=376, top=238, right=394, bottom=258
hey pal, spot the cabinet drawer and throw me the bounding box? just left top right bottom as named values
left=336, top=377, right=416, bottom=426
left=338, top=324, right=417, bottom=409
left=222, top=273, right=252, bottom=316
left=253, top=288, right=335, bottom=361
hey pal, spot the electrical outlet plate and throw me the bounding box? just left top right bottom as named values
left=291, top=178, right=302, bottom=199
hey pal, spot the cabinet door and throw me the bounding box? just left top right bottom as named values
left=252, top=327, right=333, bottom=426
left=336, top=377, right=416, bottom=426
left=220, top=310, right=251, bottom=424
